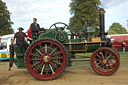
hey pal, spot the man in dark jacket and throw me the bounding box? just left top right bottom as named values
left=30, top=18, right=40, bottom=39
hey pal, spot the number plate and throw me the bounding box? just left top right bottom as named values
left=1, top=54, right=7, bottom=58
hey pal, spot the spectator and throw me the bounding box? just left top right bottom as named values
left=121, top=39, right=126, bottom=54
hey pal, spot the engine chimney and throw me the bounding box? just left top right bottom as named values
left=99, top=8, right=105, bottom=39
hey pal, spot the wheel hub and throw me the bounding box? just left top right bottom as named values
left=43, top=55, right=50, bottom=63
left=102, top=59, right=107, bottom=64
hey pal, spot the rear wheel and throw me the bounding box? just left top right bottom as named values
left=26, top=38, right=67, bottom=80
left=91, top=47, right=120, bottom=76
left=111, top=47, right=120, bottom=58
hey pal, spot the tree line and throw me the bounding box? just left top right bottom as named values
left=107, top=23, right=127, bottom=34
left=69, top=0, right=127, bottom=35
left=0, top=0, right=14, bottom=36
left=0, top=0, right=127, bottom=36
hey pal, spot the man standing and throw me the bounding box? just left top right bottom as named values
left=11, top=27, right=32, bottom=56
left=122, top=39, right=126, bottom=54
left=30, top=18, right=40, bottom=39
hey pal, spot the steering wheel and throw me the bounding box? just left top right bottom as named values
left=49, top=22, right=69, bottom=31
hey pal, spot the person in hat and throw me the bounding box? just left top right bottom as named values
left=30, top=18, right=40, bottom=39
left=11, top=27, right=32, bottom=56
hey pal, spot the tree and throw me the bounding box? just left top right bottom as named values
left=69, top=0, right=101, bottom=34
left=107, top=23, right=127, bottom=34
left=107, top=30, right=116, bottom=35
left=0, top=0, right=14, bottom=36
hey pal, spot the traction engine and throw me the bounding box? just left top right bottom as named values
left=9, top=8, right=120, bottom=80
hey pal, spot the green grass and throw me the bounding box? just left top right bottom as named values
left=119, top=51, right=128, bottom=70
left=71, top=51, right=128, bottom=70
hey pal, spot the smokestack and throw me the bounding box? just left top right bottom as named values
left=99, top=8, right=105, bottom=39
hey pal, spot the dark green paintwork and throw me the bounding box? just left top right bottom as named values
left=39, top=30, right=56, bottom=39
left=14, top=45, right=26, bottom=69
left=13, top=22, right=106, bottom=69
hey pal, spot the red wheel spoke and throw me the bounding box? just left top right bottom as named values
left=108, top=62, right=113, bottom=69
left=102, top=65, right=105, bottom=72
left=106, top=53, right=112, bottom=60
left=40, top=64, right=45, bottom=75
left=35, top=48, right=43, bottom=56
left=45, top=44, right=47, bottom=53
left=38, top=43, right=44, bottom=53
left=36, top=63, right=43, bottom=71
left=109, top=59, right=115, bottom=65
left=31, top=53, right=41, bottom=58
left=52, top=57, right=63, bottom=60
left=30, top=58, right=42, bottom=61
left=109, top=56, right=116, bottom=60
left=50, top=62, right=58, bottom=70
left=32, top=61, right=41, bottom=67
left=97, top=54, right=102, bottom=59
left=95, top=62, right=102, bottom=65
left=52, top=60, right=62, bottom=65
left=98, top=63, right=103, bottom=69
left=50, top=47, right=57, bottom=55
left=105, top=51, right=108, bottom=59
left=105, top=64, right=109, bottom=72
left=46, top=64, right=48, bottom=75
left=49, top=64, right=55, bottom=74
left=95, top=58, right=102, bottom=62
left=48, top=43, right=53, bottom=53
left=52, top=51, right=61, bottom=57
left=101, top=52, right=105, bottom=59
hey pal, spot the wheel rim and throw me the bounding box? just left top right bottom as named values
left=112, top=47, right=120, bottom=58
left=49, top=22, right=69, bottom=30
left=26, top=39, right=67, bottom=80
left=91, top=48, right=119, bottom=75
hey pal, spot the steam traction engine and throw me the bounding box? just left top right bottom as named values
left=9, top=8, right=120, bottom=80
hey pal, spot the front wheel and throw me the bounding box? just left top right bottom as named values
left=91, top=47, right=120, bottom=76
left=25, top=38, right=67, bottom=80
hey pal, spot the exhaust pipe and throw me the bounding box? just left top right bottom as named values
left=99, top=8, right=105, bottom=39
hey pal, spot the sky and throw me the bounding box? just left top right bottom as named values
left=2, top=0, right=128, bottom=33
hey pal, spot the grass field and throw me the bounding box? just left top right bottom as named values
left=71, top=51, right=128, bottom=70
left=119, top=51, right=128, bottom=70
